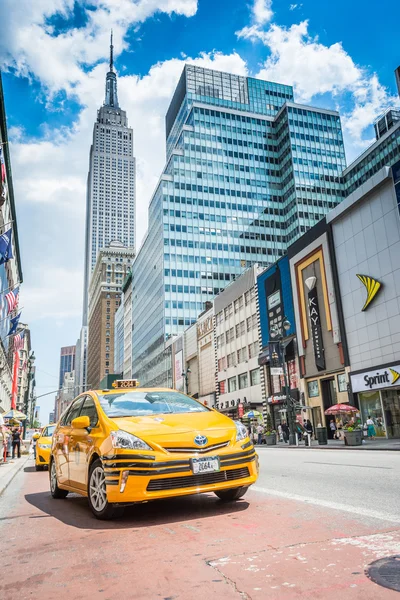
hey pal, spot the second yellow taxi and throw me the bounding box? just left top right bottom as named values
left=49, top=380, right=258, bottom=519
left=35, top=424, right=56, bottom=471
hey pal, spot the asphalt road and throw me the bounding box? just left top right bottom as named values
left=0, top=452, right=399, bottom=599
left=254, top=447, right=400, bottom=526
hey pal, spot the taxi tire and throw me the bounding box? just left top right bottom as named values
left=88, top=459, right=124, bottom=520
left=214, top=486, right=249, bottom=502
left=50, top=460, right=69, bottom=499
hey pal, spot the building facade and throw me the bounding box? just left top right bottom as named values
left=55, top=371, right=75, bottom=420
left=82, top=34, right=136, bottom=325
left=87, top=241, right=134, bottom=389
left=58, top=346, right=75, bottom=389
left=114, top=302, right=124, bottom=375
left=15, top=325, right=31, bottom=412
left=0, top=73, right=24, bottom=414
left=257, top=256, right=300, bottom=427
left=132, top=64, right=347, bottom=387
left=327, top=164, right=400, bottom=438
left=196, top=304, right=216, bottom=407
left=122, top=270, right=133, bottom=378
left=288, top=220, right=349, bottom=430
left=215, top=265, right=263, bottom=418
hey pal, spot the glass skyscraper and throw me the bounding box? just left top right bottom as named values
left=132, top=65, right=347, bottom=386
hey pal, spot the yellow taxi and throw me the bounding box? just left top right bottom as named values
left=35, top=424, right=56, bottom=471
left=49, top=380, right=258, bottom=519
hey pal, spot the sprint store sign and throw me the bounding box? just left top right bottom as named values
left=351, top=365, right=400, bottom=393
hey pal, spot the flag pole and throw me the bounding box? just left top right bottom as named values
left=0, top=281, right=21, bottom=296
left=0, top=307, right=24, bottom=324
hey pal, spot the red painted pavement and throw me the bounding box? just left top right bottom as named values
left=0, top=461, right=399, bottom=599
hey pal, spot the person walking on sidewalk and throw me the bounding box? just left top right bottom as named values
left=257, top=423, right=264, bottom=445
left=366, top=416, right=376, bottom=439
left=11, top=428, right=22, bottom=459
left=281, top=422, right=289, bottom=443
left=329, top=419, right=337, bottom=440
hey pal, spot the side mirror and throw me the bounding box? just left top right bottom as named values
left=71, top=416, right=91, bottom=430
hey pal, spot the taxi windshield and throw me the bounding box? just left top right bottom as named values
left=97, top=391, right=208, bottom=418
left=42, top=425, right=56, bottom=437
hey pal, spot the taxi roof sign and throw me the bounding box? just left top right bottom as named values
left=111, top=379, right=140, bottom=389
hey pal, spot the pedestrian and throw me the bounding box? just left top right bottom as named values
left=11, top=428, right=22, bottom=459
left=305, top=419, right=313, bottom=437
left=31, top=430, right=40, bottom=459
left=278, top=423, right=283, bottom=442
left=366, top=415, right=376, bottom=439
left=256, top=423, right=264, bottom=445
left=329, top=418, right=337, bottom=439
left=281, top=421, right=289, bottom=443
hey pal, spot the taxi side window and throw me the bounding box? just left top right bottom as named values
left=65, top=397, right=85, bottom=426
left=80, top=397, right=99, bottom=428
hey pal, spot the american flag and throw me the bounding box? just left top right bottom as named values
left=5, top=286, right=19, bottom=314
left=14, top=330, right=25, bottom=351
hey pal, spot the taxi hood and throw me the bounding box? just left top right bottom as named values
left=108, top=410, right=237, bottom=442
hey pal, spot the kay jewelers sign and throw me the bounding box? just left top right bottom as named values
left=351, top=365, right=400, bottom=393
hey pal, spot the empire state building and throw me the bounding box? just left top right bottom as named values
left=82, top=33, right=136, bottom=324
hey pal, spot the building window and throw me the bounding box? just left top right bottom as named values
left=250, top=369, right=260, bottom=386
left=228, top=377, right=237, bottom=393
left=218, top=357, right=226, bottom=371
left=238, top=373, right=248, bottom=389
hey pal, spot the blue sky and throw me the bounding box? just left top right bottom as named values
left=0, top=0, right=398, bottom=422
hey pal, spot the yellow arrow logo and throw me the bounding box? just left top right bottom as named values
left=390, top=368, right=400, bottom=385
left=356, top=274, right=382, bottom=311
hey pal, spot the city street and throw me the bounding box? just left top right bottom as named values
left=0, top=450, right=399, bottom=600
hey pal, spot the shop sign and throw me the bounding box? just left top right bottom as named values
left=197, top=315, right=213, bottom=340
left=238, top=403, right=244, bottom=417
left=308, top=287, right=325, bottom=371
left=356, top=274, right=382, bottom=311
left=268, top=394, right=286, bottom=404
left=288, top=359, right=298, bottom=390
left=271, top=367, right=283, bottom=375
left=351, top=365, right=400, bottom=393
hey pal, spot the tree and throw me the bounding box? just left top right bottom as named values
left=265, top=411, right=274, bottom=434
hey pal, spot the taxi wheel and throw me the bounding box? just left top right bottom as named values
left=35, top=464, right=44, bottom=471
left=88, top=459, right=124, bottom=520
left=214, top=486, right=249, bottom=502
left=50, top=460, right=69, bottom=499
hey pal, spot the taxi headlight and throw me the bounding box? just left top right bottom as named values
left=38, top=443, right=52, bottom=449
left=235, top=421, right=248, bottom=442
left=110, top=430, right=152, bottom=451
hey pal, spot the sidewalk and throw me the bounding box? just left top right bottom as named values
left=0, top=453, right=31, bottom=496
left=256, top=437, right=400, bottom=450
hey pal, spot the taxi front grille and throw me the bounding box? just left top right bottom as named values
left=146, top=467, right=250, bottom=492
left=163, top=441, right=230, bottom=454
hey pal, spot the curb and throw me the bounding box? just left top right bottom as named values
left=0, top=454, right=31, bottom=497
left=255, top=445, right=400, bottom=451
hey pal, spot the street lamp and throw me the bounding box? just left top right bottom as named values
left=181, top=367, right=191, bottom=394
left=269, top=318, right=297, bottom=445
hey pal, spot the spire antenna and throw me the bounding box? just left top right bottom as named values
left=110, top=29, right=114, bottom=72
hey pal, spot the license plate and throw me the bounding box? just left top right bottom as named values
left=191, top=456, right=220, bottom=474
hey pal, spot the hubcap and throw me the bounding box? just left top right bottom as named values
left=90, top=466, right=107, bottom=513
left=50, top=462, right=57, bottom=493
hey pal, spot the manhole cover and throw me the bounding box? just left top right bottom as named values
left=366, top=555, right=400, bottom=592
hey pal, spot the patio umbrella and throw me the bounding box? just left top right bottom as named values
left=324, top=404, right=358, bottom=415
left=243, top=410, right=262, bottom=418
left=3, top=409, right=27, bottom=420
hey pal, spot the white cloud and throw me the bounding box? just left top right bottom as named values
left=239, top=20, right=399, bottom=152
left=253, top=0, right=273, bottom=25
left=0, top=0, right=198, bottom=98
